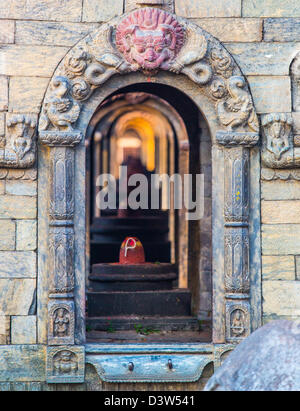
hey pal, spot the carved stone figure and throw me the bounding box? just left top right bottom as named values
left=116, top=8, right=184, bottom=73
left=217, top=76, right=258, bottom=132
left=230, top=309, right=246, bottom=337
left=46, top=346, right=85, bottom=383
left=54, top=308, right=70, bottom=338
left=53, top=350, right=78, bottom=376
left=0, top=114, right=37, bottom=168
left=40, top=76, right=81, bottom=132
left=226, top=302, right=250, bottom=343
left=263, top=113, right=292, bottom=160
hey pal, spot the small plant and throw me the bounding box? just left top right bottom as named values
left=134, top=324, right=160, bottom=335
left=86, top=325, right=92, bottom=332
left=197, top=320, right=203, bottom=331
left=106, top=321, right=116, bottom=333
left=154, top=261, right=161, bottom=265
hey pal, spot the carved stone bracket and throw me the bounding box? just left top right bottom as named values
left=40, top=131, right=82, bottom=347
left=0, top=114, right=37, bottom=168
left=224, top=147, right=251, bottom=343
left=216, top=131, right=259, bottom=148
left=46, top=346, right=85, bottom=383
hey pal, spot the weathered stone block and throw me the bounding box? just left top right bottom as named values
left=0, top=77, right=8, bottom=111
left=247, top=76, right=291, bottom=113
left=11, top=316, right=36, bottom=344
left=0, top=251, right=36, bottom=278
left=263, top=281, right=300, bottom=316
left=296, top=256, right=300, bottom=281
left=9, top=77, right=49, bottom=114
left=262, top=224, right=300, bottom=255
left=0, top=345, right=45, bottom=382
left=0, top=20, right=14, bottom=44
left=0, top=316, right=10, bottom=344
left=0, top=113, right=4, bottom=136
left=0, top=45, right=69, bottom=77
left=15, top=21, right=98, bottom=47
left=175, top=0, right=241, bottom=17
left=262, top=180, right=300, bottom=200
left=262, top=200, right=300, bottom=224
left=82, top=0, right=124, bottom=22
left=262, top=256, right=295, bottom=281
left=0, top=220, right=15, bottom=251
left=0, top=0, right=82, bottom=22
left=243, top=0, right=300, bottom=17
left=225, top=43, right=300, bottom=76
left=292, top=113, right=300, bottom=134
left=5, top=181, right=37, bottom=196
left=264, top=18, right=300, bottom=42
left=16, top=220, right=37, bottom=251
left=193, top=18, right=262, bottom=42
left=125, top=0, right=174, bottom=13
left=0, top=279, right=35, bottom=315
left=0, top=195, right=36, bottom=219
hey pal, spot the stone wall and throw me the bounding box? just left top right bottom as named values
left=0, top=0, right=299, bottom=387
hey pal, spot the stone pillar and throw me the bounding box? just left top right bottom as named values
left=216, top=130, right=259, bottom=343
left=39, top=131, right=81, bottom=346
left=223, top=147, right=251, bottom=343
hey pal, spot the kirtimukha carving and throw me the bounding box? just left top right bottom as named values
left=0, top=114, right=37, bottom=168
left=46, top=346, right=85, bottom=383
left=116, top=8, right=185, bottom=73
left=291, top=52, right=300, bottom=112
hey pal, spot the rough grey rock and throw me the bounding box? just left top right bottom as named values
left=205, top=320, right=300, bottom=391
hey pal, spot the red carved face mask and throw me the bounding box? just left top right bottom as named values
left=116, top=8, right=184, bottom=72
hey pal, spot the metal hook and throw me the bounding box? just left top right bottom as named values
left=167, top=359, right=173, bottom=370
left=128, top=362, right=134, bottom=371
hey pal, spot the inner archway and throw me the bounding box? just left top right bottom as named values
left=85, top=84, right=212, bottom=343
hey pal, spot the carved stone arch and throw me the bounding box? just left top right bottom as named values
left=37, top=7, right=261, bottom=361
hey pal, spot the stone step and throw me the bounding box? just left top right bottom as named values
left=86, top=316, right=200, bottom=332
left=89, top=262, right=177, bottom=291
left=87, top=289, right=192, bottom=317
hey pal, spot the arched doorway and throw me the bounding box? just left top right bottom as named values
left=38, top=8, right=261, bottom=383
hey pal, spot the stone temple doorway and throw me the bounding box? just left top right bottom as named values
left=85, top=83, right=213, bottom=343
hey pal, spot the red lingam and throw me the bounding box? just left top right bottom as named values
left=119, top=236, right=145, bottom=264
left=116, top=8, right=184, bottom=72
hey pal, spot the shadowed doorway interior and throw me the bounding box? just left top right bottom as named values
left=85, top=83, right=212, bottom=343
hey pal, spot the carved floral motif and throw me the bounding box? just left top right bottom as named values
left=116, top=8, right=184, bottom=72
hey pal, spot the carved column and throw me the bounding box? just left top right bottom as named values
left=223, top=146, right=251, bottom=343
left=40, top=131, right=82, bottom=346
